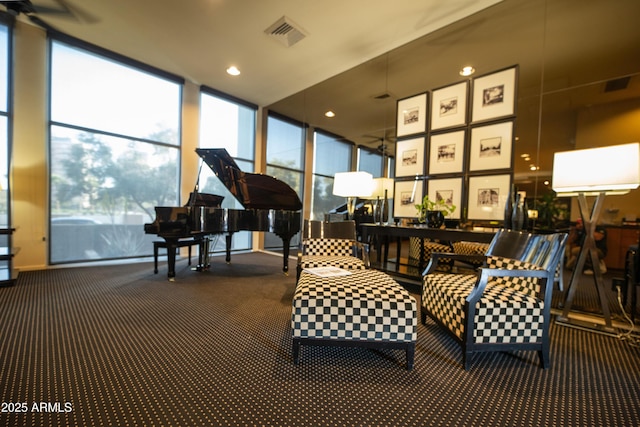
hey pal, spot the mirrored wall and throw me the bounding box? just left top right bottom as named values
left=267, top=0, right=640, bottom=227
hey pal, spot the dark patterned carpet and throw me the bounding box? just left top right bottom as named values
left=0, top=252, right=638, bottom=427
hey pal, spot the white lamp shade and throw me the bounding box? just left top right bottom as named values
left=552, top=142, right=640, bottom=195
left=332, top=171, right=374, bottom=197
left=370, top=178, right=395, bottom=199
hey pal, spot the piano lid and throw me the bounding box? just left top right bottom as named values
left=196, top=148, right=302, bottom=211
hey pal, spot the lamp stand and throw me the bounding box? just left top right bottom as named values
left=556, top=192, right=615, bottom=335
left=346, top=196, right=357, bottom=220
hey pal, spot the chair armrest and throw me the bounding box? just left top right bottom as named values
left=422, top=252, right=486, bottom=276
left=467, top=267, right=550, bottom=304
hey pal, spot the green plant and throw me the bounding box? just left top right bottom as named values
left=415, top=195, right=456, bottom=223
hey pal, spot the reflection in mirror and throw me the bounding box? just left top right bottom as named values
left=267, top=0, right=640, bottom=218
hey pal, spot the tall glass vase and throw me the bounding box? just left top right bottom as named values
left=504, top=184, right=516, bottom=229
left=512, top=194, right=525, bottom=231
left=380, top=195, right=389, bottom=225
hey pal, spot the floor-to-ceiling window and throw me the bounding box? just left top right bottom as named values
left=199, top=88, right=256, bottom=253
left=265, top=113, right=304, bottom=248
left=49, top=39, right=183, bottom=264
left=0, top=19, right=10, bottom=273
left=311, top=131, right=353, bottom=220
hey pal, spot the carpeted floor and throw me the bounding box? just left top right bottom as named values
left=1, top=252, right=639, bottom=427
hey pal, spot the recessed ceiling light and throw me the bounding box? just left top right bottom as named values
left=325, top=110, right=335, bottom=118
left=226, top=66, right=241, bottom=76
left=459, top=66, right=475, bottom=76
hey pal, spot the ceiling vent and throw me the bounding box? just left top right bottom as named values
left=373, top=92, right=393, bottom=100
left=604, top=76, right=630, bottom=92
left=265, top=16, right=307, bottom=47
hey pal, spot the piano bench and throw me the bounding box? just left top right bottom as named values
left=153, top=239, right=199, bottom=274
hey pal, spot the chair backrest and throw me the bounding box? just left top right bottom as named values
left=302, top=220, right=357, bottom=241
left=486, top=229, right=568, bottom=273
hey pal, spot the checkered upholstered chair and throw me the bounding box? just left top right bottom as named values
left=296, top=220, right=369, bottom=280
left=408, top=237, right=452, bottom=272
left=421, top=229, right=567, bottom=370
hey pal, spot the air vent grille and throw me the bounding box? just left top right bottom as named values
left=604, top=76, right=630, bottom=92
left=265, top=16, right=307, bottom=47
left=373, top=93, right=392, bottom=100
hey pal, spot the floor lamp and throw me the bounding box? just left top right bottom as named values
left=333, top=171, right=373, bottom=220
left=552, top=143, right=640, bottom=334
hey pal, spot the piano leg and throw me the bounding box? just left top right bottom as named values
left=225, top=233, right=233, bottom=264
left=278, top=233, right=293, bottom=275
left=195, top=236, right=211, bottom=271
left=164, top=238, right=179, bottom=281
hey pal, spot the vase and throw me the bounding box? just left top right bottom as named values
left=426, top=210, right=445, bottom=228
left=380, top=196, right=389, bottom=225
left=511, top=194, right=525, bottom=231
left=504, top=184, right=516, bottom=228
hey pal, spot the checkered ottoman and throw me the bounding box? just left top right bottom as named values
left=292, top=269, right=417, bottom=370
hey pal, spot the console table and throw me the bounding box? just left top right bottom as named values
left=360, top=223, right=496, bottom=279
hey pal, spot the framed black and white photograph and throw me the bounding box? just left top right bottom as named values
left=467, top=174, right=511, bottom=221
left=427, top=177, right=463, bottom=220
left=393, top=179, right=423, bottom=218
left=395, top=137, right=425, bottom=177
left=471, top=66, right=517, bottom=123
left=430, top=81, right=468, bottom=130
left=469, top=121, right=513, bottom=171
left=396, top=92, right=428, bottom=137
left=428, top=130, right=466, bottom=175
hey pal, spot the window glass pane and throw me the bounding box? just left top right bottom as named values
left=200, top=94, right=255, bottom=160
left=311, top=131, right=352, bottom=220
left=311, top=175, right=344, bottom=221
left=0, top=24, right=7, bottom=228
left=51, top=42, right=180, bottom=145
left=314, top=132, right=351, bottom=176
left=49, top=42, right=182, bottom=264
left=358, top=148, right=383, bottom=177
left=0, top=26, right=7, bottom=112
left=199, top=92, right=256, bottom=253
left=266, top=116, right=304, bottom=169
left=0, top=117, right=7, bottom=228
left=50, top=126, right=179, bottom=263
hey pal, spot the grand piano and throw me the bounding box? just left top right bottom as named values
left=144, top=148, right=302, bottom=280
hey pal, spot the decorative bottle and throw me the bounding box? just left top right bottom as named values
left=504, top=184, right=515, bottom=229
left=512, top=194, right=525, bottom=231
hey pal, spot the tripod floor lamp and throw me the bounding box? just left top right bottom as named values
left=553, top=142, right=640, bottom=334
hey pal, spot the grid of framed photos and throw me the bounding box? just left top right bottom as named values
left=393, top=65, right=518, bottom=223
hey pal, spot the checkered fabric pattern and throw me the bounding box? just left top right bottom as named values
left=422, top=269, right=544, bottom=344
left=303, top=238, right=357, bottom=256
left=452, top=241, right=490, bottom=257
left=298, top=255, right=366, bottom=271
left=298, top=238, right=367, bottom=272
left=292, top=269, right=417, bottom=343
left=486, top=255, right=544, bottom=297
left=408, top=237, right=452, bottom=270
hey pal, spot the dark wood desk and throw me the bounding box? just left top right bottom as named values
left=360, top=223, right=496, bottom=279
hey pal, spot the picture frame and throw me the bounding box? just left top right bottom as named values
left=467, top=174, right=511, bottom=221
left=471, top=66, right=517, bottom=123
left=396, top=92, right=428, bottom=137
left=430, top=81, right=468, bottom=130
left=393, top=179, right=423, bottom=218
left=428, top=130, right=466, bottom=175
left=395, top=136, right=425, bottom=177
left=469, top=121, right=513, bottom=171
left=427, top=177, right=463, bottom=220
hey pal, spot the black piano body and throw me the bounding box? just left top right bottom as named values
left=144, top=148, right=302, bottom=280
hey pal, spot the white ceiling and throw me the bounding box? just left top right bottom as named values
left=7, top=0, right=502, bottom=106
left=4, top=0, right=640, bottom=191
